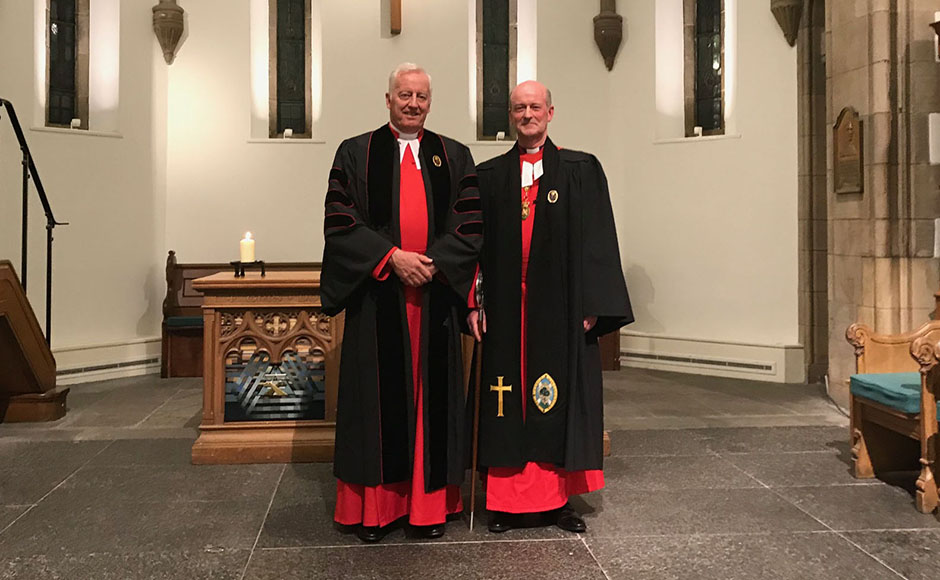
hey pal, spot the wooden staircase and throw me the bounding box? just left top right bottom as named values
left=0, top=260, right=67, bottom=422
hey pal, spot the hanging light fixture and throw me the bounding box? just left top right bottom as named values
left=153, top=0, right=185, bottom=64
left=593, top=0, right=623, bottom=71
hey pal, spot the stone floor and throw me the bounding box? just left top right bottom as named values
left=1, top=367, right=938, bottom=579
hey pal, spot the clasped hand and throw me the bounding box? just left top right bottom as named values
left=390, top=250, right=437, bottom=287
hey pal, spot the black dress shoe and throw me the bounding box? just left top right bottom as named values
left=356, top=525, right=385, bottom=543
left=555, top=503, right=586, bottom=533
left=414, top=523, right=445, bottom=539
left=487, top=512, right=513, bottom=533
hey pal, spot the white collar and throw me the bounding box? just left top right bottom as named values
left=521, top=159, right=543, bottom=188
left=390, top=122, right=419, bottom=141
left=391, top=123, right=421, bottom=169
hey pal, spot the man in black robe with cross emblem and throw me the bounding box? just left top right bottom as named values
left=321, top=63, right=481, bottom=542
left=468, top=80, right=632, bottom=533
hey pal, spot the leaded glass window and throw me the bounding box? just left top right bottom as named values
left=693, top=0, right=723, bottom=134
left=48, top=0, right=77, bottom=127
left=276, top=0, right=306, bottom=136
left=477, top=0, right=516, bottom=140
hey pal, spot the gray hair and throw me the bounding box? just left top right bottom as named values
left=388, top=62, right=432, bottom=94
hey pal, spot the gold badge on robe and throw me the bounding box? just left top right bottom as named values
left=547, top=190, right=559, bottom=204
left=432, top=155, right=442, bottom=167
left=532, top=373, right=558, bottom=414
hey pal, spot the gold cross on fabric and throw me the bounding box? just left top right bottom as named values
left=490, top=376, right=512, bottom=417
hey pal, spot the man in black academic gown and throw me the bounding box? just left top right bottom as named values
left=468, top=81, right=632, bottom=533
left=321, top=63, right=481, bottom=542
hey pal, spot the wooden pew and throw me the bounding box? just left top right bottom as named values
left=846, top=321, right=939, bottom=513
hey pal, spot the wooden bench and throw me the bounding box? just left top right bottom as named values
left=846, top=321, right=939, bottom=514
left=161, top=251, right=317, bottom=377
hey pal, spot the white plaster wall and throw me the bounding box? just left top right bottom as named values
left=1, top=0, right=800, bottom=377
left=165, top=0, right=477, bottom=263
left=539, top=0, right=799, bottom=350
left=0, top=0, right=167, bottom=359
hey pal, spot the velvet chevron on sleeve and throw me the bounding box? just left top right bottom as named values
left=321, top=138, right=396, bottom=316
left=423, top=141, right=482, bottom=303
left=320, top=125, right=481, bottom=492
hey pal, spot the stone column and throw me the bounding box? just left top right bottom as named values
left=798, top=0, right=828, bottom=384
left=827, top=0, right=940, bottom=402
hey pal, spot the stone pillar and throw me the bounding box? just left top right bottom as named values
left=798, top=0, right=828, bottom=384
left=827, top=0, right=940, bottom=402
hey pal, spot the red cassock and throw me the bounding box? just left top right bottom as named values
left=483, top=148, right=604, bottom=514
left=334, top=138, right=462, bottom=527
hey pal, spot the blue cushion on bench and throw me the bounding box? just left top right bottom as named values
left=849, top=372, right=938, bottom=415
left=166, top=316, right=204, bottom=328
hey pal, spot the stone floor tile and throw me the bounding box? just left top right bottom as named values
left=606, top=429, right=711, bottom=457
left=779, top=485, right=940, bottom=531
left=0, top=440, right=109, bottom=470
left=86, top=438, right=197, bottom=466
left=0, top=506, right=29, bottom=531
left=50, top=463, right=284, bottom=504
left=0, top=549, right=249, bottom=580
left=243, top=540, right=605, bottom=580
left=587, top=532, right=901, bottom=580
left=693, top=426, right=849, bottom=454
left=844, top=530, right=940, bottom=580
left=603, top=456, right=762, bottom=490
left=719, top=450, right=869, bottom=488
left=259, top=494, right=569, bottom=549
left=583, top=488, right=825, bottom=538
left=0, top=495, right=269, bottom=557
left=0, top=466, right=79, bottom=505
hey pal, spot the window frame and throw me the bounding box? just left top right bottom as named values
left=45, top=0, right=89, bottom=130
left=269, top=0, right=312, bottom=139
left=476, top=0, right=517, bottom=141
left=683, top=0, right=725, bottom=137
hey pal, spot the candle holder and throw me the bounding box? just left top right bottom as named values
left=230, top=260, right=266, bottom=278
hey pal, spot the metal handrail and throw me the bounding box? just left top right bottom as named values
left=0, top=98, right=69, bottom=343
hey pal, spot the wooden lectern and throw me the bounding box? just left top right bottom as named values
left=0, top=260, right=67, bottom=422
left=191, top=271, right=341, bottom=464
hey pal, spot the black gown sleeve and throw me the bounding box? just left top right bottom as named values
left=425, top=144, right=483, bottom=301
left=320, top=139, right=395, bottom=315
left=581, top=155, right=634, bottom=338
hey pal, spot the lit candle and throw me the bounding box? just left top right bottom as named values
left=240, top=232, right=255, bottom=263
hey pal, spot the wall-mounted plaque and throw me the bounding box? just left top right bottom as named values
left=833, top=107, right=863, bottom=194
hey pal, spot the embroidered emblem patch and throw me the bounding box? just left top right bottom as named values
left=432, top=155, right=443, bottom=167
left=532, top=373, right=558, bottom=414
left=547, top=189, right=559, bottom=204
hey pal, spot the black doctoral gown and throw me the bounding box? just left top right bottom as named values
left=321, top=124, right=481, bottom=492
left=473, top=138, right=633, bottom=472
